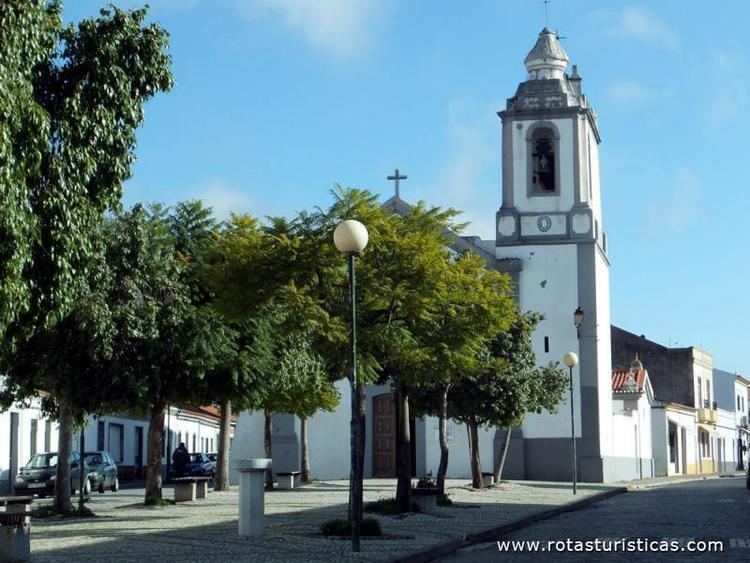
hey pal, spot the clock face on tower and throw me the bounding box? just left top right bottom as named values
left=519, top=214, right=566, bottom=236
left=537, top=215, right=552, bottom=232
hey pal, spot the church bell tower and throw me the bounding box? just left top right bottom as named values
left=496, top=28, right=615, bottom=482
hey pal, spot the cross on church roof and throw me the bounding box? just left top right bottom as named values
left=387, top=168, right=407, bottom=199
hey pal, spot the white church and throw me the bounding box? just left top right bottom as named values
left=231, top=28, right=653, bottom=484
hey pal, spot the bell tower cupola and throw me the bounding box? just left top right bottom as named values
left=496, top=28, right=604, bottom=253
left=524, top=27, right=569, bottom=81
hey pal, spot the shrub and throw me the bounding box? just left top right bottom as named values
left=437, top=493, right=453, bottom=506
left=320, top=517, right=382, bottom=536
left=414, top=474, right=437, bottom=489
left=31, top=504, right=95, bottom=519
left=364, top=497, right=420, bottom=515
left=145, top=497, right=176, bottom=507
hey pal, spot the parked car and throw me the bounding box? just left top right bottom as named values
left=187, top=453, right=214, bottom=478
left=15, top=452, right=91, bottom=497
left=206, top=453, right=217, bottom=474
left=84, top=451, right=120, bottom=493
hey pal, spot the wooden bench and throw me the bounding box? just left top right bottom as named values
left=276, top=471, right=301, bottom=490
left=173, top=477, right=210, bottom=502
left=0, top=496, right=33, bottom=562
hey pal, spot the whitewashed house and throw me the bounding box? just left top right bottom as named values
left=714, top=369, right=750, bottom=471
left=611, top=357, right=655, bottom=479
left=0, top=397, right=59, bottom=495
left=0, top=402, right=231, bottom=491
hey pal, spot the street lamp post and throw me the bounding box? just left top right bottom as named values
left=563, top=351, right=579, bottom=495
left=573, top=306, right=584, bottom=339
left=334, top=219, right=369, bottom=553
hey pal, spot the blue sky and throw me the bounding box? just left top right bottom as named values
left=65, top=1, right=749, bottom=377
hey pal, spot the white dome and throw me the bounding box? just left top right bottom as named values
left=524, top=27, right=569, bottom=80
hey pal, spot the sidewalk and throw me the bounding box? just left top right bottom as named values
left=29, top=478, right=623, bottom=562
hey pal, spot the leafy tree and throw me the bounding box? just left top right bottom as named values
left=0, top=232, right=116, bottom=513
left=104, top=205, right=215, bottom=502
left=0, top=2, right=172, bottom=340
left=448, top=312, right=568, bottom=488
left=199, top=213, right=287, bottom=490
left=275, top=333, right=340, bottom=483
left=0, top=1, right=172, bottom=513
left=409, top=253, right=515, bottom=494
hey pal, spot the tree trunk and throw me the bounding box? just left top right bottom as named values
left=214, top=399, right=232, bottom=491
left=396, top=386, right=412, bottom=512
left=78, top=428, right=86, bottom=512
left=300, top=416, right=310, bottom=483
left=264, top=410, right=273, bottom=490
left=468, top=418, right=483, bottom=489
left=145, top=404, right=165, bottom=501
left=436, top=385, right=449, bottom=495
left=493, top=426, right=512, bottom=483
left=54, top=405, right=73, bottom=514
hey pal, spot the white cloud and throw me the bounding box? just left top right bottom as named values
left=644, top=168, right=702, bottom=233
left=189, top=179, right=254, bottom=219
left=235, top=0, right=385, bottom=60
left=604, top=6, right=680, bottom=51
left=705, top=50, right=748, bottom=123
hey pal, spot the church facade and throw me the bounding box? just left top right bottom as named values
left=231, top=28, right=652, bottom=484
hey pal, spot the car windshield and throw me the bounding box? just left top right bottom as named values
left=25, top=454, right=58, bottom=468
left=84, top=453, right=103, bottom=465
left=207, top=454, right=217, bottom=461
left=189, top=454, right=203, bottom=463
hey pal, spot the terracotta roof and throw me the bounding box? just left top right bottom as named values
left=178, top=405, right=238, bottom=423
left=612, top=368, right=647, bottom=393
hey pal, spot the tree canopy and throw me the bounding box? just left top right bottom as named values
left=0, top=1, right=173, bottom=345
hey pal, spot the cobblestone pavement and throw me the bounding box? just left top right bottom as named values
left=29, top=478, right=618, bottom=562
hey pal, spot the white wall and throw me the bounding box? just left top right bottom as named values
left=666, top=408, right=698, bottom=475
left=423, top=417, right=494, bottom=479
left=651, top=406, right=668, bottom=476
left=309, top=380, right=351, bottom=480
left=228, top=410, right=266, bottom=486
left=594, top=249, right=613, bottom=456
left=0, top=401, right=59, bottom=494
left=499, top=243, right=580, bottom=439
left=715, top=408, right=737, bottom=472
left=610, top=391, right=652, bottom=479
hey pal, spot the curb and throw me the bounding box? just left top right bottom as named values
left=390, top=486, right=627, bottom=563
left=623, top=472, right=742, bottom=491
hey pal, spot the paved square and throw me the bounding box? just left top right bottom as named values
left=30, top=479, right=618, bottom=562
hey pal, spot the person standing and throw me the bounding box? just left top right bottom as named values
left=172, top=442, right=189, bottom=478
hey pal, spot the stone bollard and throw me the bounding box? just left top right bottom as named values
left=232, top=458, right=272, bottom=537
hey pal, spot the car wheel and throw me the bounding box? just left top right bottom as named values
left=83, top=478, right=91, bottom=495
left=71, top=482, right=76, bottom=495
left=98, top=479, right=105, bottom=494
left=111, top=476, right=119, bottom=492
